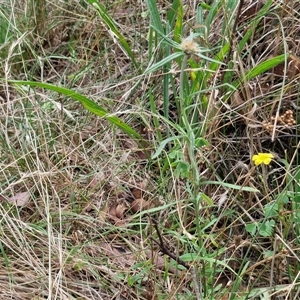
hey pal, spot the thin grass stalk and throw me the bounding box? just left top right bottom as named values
left=163, top=25, right=171, bottom=121
left=179, top=52, right=207, bottom=297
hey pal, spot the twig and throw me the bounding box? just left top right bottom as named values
left=148, top=214, right=202, bottom=300
left=148, top=215, right=189, bottom=269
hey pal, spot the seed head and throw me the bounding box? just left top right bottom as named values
left=180, top=38, right=200, bottom=54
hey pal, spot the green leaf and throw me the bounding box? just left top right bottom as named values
left=207, top=43, right=230, bottom=81
left=145, top=51, right=184, bottom=74
left=195, top=138, right=209, bottom=148
left=294, top=211, right=300, bottom=223
left=195, top=51, right=225, bottom=65
left=9, top=80, right=143, bottom=141
left=146, top=0, right=164, bottom=35
left=264, top=202, right=279, bottom=218
left=150, top=26, right=181, bottom=49
left=200, top=181, right=259, bottom=192
left=201, top=193, right=214, bottom=206
left=173, top=0, right=183, bottom=44
left=237, top=0, right=273, bottom=52
left=245, top=223, right=257, bottom=236
left=87, top=0, right=138, bottom=69
left=258, top=220, right=275, bottom=237
left=245, top=54, right=287, bottom=81
left=175, top=161, right=190, bottom=179
left=232, top=54, right=288, bottom=89
left=294, top=167, right=300, bottom=194
left=200, top=2, right=211, bottom=10
left=178, top=252, right=238, bottom=275
left=152, top=135, right=183, bottom=159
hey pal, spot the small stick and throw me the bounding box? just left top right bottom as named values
left=148, top=215, right=202, bottom=300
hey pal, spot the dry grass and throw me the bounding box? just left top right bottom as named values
left=1, top=0, right=300, bottom=299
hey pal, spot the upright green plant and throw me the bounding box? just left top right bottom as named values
left=145, top=0, right=292, bottom=298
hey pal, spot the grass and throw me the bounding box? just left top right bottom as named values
left=1, top=0, right=300, bottom=299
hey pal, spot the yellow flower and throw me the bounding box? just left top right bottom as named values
left=252, top=153, right=274, bottom=166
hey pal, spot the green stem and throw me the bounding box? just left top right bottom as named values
left=180, top=53, right=205, bottom=296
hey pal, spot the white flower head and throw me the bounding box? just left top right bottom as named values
left=180, top=38, right=200, bottom=54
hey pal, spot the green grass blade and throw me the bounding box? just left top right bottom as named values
left=237, top=0, right=273, bottom=52
left=245, top=54, right=287, bottom=81
left=232, top=54, right=288, bottom=89
left=146, top=0, right=164, bottom=35
left=152, top=135, right=183, bottom=159
left=167, top=0, right=180, bottom=27
left=145, top=51, right=184, bottom=74
left=163, top=31, right=171, bottom=120
left=209, top=43, right=230, bottom=72
left=87, top=0, right=138, bottom=69
left=172, top=0, right=183, bottom=44
left=294, top=168, right=300, bottom=202
left=200, top=181, right=259, bottom=193
left=150, top=26, right=181, bottom=49
left=0, top=8, right=10, bottom=45
left=9, top=80, right=143, bottom=140
left=205, top=0, right=223, bottom=36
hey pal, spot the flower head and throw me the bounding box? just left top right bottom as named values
left=180, top=38, right=200, bottom=54
left=252, top=153, right=274, bottom=166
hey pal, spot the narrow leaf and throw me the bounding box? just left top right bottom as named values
left=146, top=0, right=164, bottom=35
left=145, top=52, right=184, bottom=74
left=9, top=80, right=143, bottom=140
left=200, top=180, right=259, bottom=192
left=87, top=0, right=138, bottom=69
left=152, top=135, right=183, bottom=159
